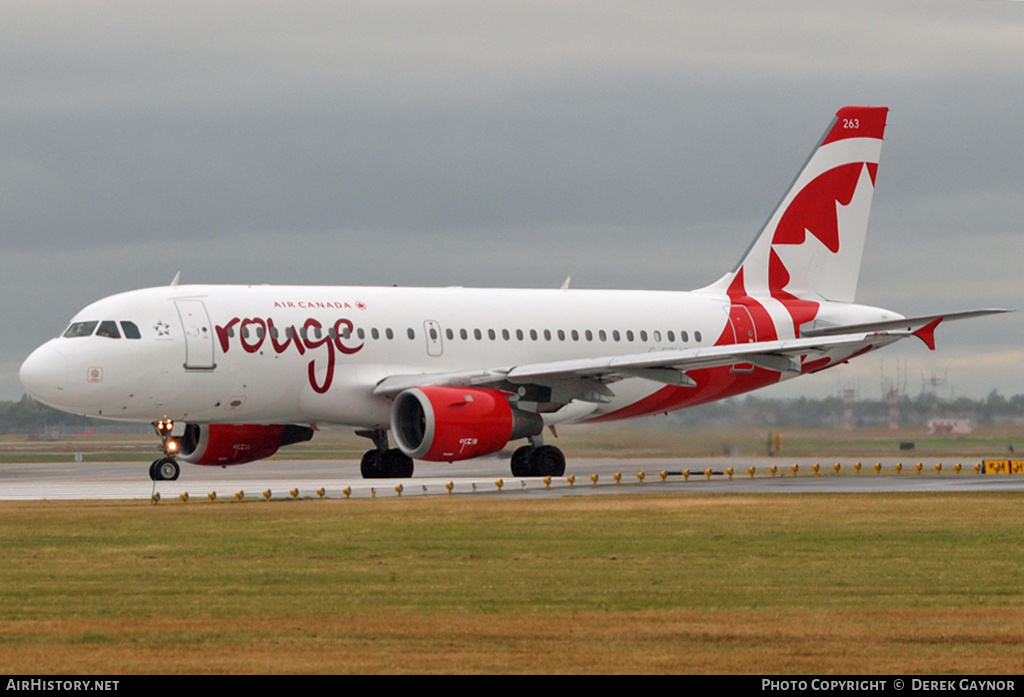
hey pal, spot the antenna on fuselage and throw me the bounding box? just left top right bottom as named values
left=561, top=276, right=571, bottom=290
left=170, top=272, right=181, bottom=287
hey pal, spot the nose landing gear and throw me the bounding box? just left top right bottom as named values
left=149, top=419, right=181, bottom=481
left=149, top=457, right=180, bottom=481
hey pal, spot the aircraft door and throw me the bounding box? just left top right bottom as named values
left=424, top=320, right=443, bottom=357
left=728, top=305, right=756, bottom=373
left=729, top=305, right=757, bottom=344
left=175, top=299, right=216, bottom=370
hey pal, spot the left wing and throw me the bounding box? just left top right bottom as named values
left=373, top=331, right=897, bottom=403
left=372, top=308, right=1012, bottom=405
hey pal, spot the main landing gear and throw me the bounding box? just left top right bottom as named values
left=510, top=443, right=566, bottom=477
left=356, top=428, right=414, bottom=479
left=354, top=429, right=566, bottom=479
left=149, top=419, right=180, bottom=481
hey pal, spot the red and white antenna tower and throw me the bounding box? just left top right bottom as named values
left=881, top=359, right=907, bottom=431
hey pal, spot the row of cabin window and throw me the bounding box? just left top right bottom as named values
left=435, top=328, right=704, bottom=344
left=238, top=324, right=704, bottom=344
left=63, top=321, right=142, bottom=339
left=234, top=325, right=400, bottom=341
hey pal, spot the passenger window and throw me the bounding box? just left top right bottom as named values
left=63, top=321, right=98, bottom=338
left=96, top=321, right=121, bottom=339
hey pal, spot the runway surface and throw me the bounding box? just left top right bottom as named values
left=1, top=456, right=1022, bottom=501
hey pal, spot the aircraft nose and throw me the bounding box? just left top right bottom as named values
left=19, top=343, right=69, bottom=404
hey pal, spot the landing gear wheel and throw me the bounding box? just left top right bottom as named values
left=360, top=449, right=414, bottom=478
left=510, top=445, right=534, bottom=477
left=510, top=444, right=565, bottom=477
left=529, top=445, right=566, bottom=477
left=382, top=449, right=414, bottom=478
left=360, top=450, right=383, bottom=478
left=149, top=457, right=180, bottom=481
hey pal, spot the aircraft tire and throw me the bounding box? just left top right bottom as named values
left=528, top=445, right=565, bottom=477
left=510, top=445, right=534, bottom=477
left=360, top=450, right=383, bottom=478
left=150, top=457, right=180, bottom=481
left=383, top=449, right=414, bottom=478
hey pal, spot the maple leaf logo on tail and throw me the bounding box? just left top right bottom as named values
left=702, top=106, right=888, bottom=336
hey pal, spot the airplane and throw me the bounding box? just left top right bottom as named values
left=19, top=105, right=1009, bottom=481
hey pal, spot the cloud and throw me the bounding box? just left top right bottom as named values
left=2, top=1, right=1022, bottom=402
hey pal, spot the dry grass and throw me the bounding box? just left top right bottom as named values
left=1, top=608, right=1020, bottom=674
left=0, top=493, right=1022, bottom=674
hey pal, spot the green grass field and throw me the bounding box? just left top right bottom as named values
left=1, top=492, right=1021, bottom=674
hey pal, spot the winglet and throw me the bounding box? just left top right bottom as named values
left=912, top=317, right=943, bottom=351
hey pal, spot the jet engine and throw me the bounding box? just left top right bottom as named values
left=174, top=423, right=314, bottom=466
left=390, top=386, right=543, bottom=462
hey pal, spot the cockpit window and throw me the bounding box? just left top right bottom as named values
left=63, top=321, right=98, bottom=338
left=96, top=321, right=121, bottom=339
left=121, top=321, right=141, bottom=339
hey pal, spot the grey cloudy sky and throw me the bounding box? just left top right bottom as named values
left=2, top=1, right=1022, bottom=404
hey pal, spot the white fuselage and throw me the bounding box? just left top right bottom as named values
left=20, top=283, right=899, bottom=429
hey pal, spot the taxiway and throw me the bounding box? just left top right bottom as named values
left=1, top=456, right=1022, bottom=501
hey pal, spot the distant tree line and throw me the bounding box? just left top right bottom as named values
left=1, top=391, right=1022, bottom=436
left=668, top=390, right=1024, bottom=429
left=0, top=395, right=148, bottom=436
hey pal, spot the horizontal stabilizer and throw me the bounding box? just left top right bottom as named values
left=800, top=309, right=1011, bottom=339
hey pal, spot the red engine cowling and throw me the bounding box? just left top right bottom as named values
left=174, top=423, right=314, bottom=466
left=391, top=387, right=543, bottom=462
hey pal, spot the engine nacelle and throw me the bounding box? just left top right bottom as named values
left=391, top=386, right=543, bottom=462
left=174, top=423, right=314, bottom=466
